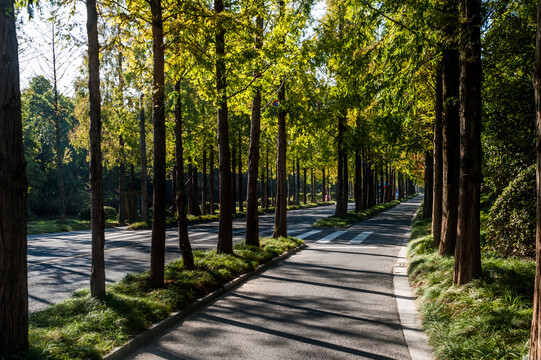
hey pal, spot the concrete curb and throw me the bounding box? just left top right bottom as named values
left=103, top=243, right=306, bottom=360
left=393, top=207, right=433, bottom=360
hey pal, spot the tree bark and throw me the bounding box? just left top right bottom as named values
left=202, top=149, right=207, bottom=215
left=245, top=14, right=263, bottom=246
left=439, top=1, right=461, bottom=257
left=174, top=81, right=194, bottom=270
left=322, top=168, right=326, bottom=202
left=453, top=0, right=482, bottom=284
left=87, top=0, right=106, bottom=298
left=215, top=0, right=233, bottom=253
left=150, top=0, right=167, bottom=287
left=140, top=95, right=149, bottom=223
left=303, top=167, right=307, bottom=204
left=423, top=151, right=434, bottom=219
left=273, top=80, right=287, bottom=238
left=432, top=66, right=444, bottom=248
left=231, top=145, right=237, bottom=213
left=192, top=164, right=201, bottom=216
left=209, top=148, right=215, bottom=215
left=238, top=132, right=244, bottom=212
left=296, top=159, right=300, bottom=205
left=334, top=115, right=346, bottom=216
left=266, top=147, right=270, bottom=208
left=0, top=0, right=28, bottom=349
left=530, top=2, right=541, bottom=356
left=119, top=136, right=126, bottom=225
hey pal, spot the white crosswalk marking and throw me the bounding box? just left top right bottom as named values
left=316, top=230, right=347, bottom=244
left=347, top=231, right=373, bottom=245
left=295, top=230, right=321, bottom=240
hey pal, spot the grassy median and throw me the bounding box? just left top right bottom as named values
left=408, top=211, right=534, bottom=359
left=22, top=237, right=303, bottom=360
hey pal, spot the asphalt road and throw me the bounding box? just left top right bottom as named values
left=127, top=197, right=422, bottom=360
left=28, top=203, right=354, bottom=313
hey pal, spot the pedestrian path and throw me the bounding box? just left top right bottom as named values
left=125, top=197, right=426, bottom=360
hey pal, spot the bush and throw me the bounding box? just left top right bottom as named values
left=78, top=206, right=118, bottom=222
left=485, top=164, right=535, bottom=259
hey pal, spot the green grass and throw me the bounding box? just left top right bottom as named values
left=20, top=237, right=302, bottom=359
left=313, top=196, right=416, bottom=227
left=408, top=207, right=534, bottom=359
left=128, top=202, right=334, bottom=230
left=27, top=218, right=119, bottom=235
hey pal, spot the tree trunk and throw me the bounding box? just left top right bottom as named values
left=174, top=81, right=194, bottom=270
left=322, top=168, right=326, bottom=202
left=188, top=161, right=194, bottom=214
left=172, top=166, right=177, bottom=214
left=432, top=66, right=444, bottom=248
left=423, top=151, right=434, bottom=219
left=215, top=0, right=233, bottom=253
left=202, top=149, right=207, bottom=215
left=303, top=167, right=307, bottom=204
left=192, top=164, right=201, bottom=216
left=311, top=168, right=315, bottom=203
left=453, top=0, right=482, bottom=284
left=273, top=80, right=287, bottom=238
left=140, top=95, right=149, bottom=223
left=150, top=0, right=167, bottom=287
left=296, top=159, right=300, bottom=205
left=119, top=136, right=126, bottom=225
left=232, top=145, right=236, bottom=213
left=0, top=0, right=28, bottom=349
left=439, top=2, right=461, bottom=257
left=87, top=0, right=106, bottom=298
left=530, top=2, right=541, bottom=356
left=266, top=147, right=270, bottom=209
left=334, top=116, right=346, bottom=216
left=238, top=132, right=244, bottom=212
left=209, top=148, right=215, bottom=215
left=51, top=30, right=66, bottom=223
left=246, top=14, right=263, bottom=246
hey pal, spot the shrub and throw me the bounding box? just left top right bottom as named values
left=79, top=206, right=118, bottom=222
left=486, top=164, right=535, bottom=259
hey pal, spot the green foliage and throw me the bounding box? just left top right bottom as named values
left=78, top=206, right=119, bottom=222
left=408, top=202, right=534, bottom=359
left=26, top=237, right=303, bottom=359
left=485, top=165, right=536, bottom=260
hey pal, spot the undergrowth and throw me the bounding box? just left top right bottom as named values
left=21, top=237, right=302, bottom=359
left=408, top=206, right=534, bottom=359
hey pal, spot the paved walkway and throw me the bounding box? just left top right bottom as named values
left=127, top=197, right=425, bottom=360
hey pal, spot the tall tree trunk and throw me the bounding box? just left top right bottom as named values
left=453, top=0, right=482, bottom=284
left=335, top=115, right=346, bottom=215
left=192, top=164, right=201, bottom=216
left=266, top=147, right=270, bottom=209
left=51, top=26, right=66, bottom=223
left=246, top=14, right=263, bottom=246
left=215, top=0, right=233, bottom=253
left=273, top=80, right=287, bottom=238
left=172, top=166, right=177, bottom=214
left=423, top=151, right=434, bottom=219
left=322, top=168, right=326, bottom=202
left=174, top=81, right=194, bottom=270
left=188, top=161, right=194, bottom=214
left=296, top=159, right=300, bottom=205
left=355, top=151, right=361, bottom=212
left=530, top=1, right=541, bottom=356
left=238, top=132, right=244, bottom=212
left=432, top=66, right=444, bottom=248
left=209, top=148, right=215, bottom=215
left=232, top=146, right=236, bottom=213
left=303, top=167, right=307, bottom=204
left=87, top=0, right=106, bottom=298
left=439, top=2, right=461, bottom=257
left=202, top=149, right=207, bottom=215
left=150, top=0, right=167, bottom=287
left=342, top=147, right=348, bottom=212
left=0, top=0, right=28, bottom=349
left=311, top=168, right=315, bottom=203
left=130, top=164, right=135, bottom=191
left=140, top=95, right=149, bottom=223
left=119, top=136, right=126, bottom=225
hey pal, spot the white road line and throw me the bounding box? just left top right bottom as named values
left=316, top=230, right=347, bottom=244
left=296, top=230, right=321, bottom=240
left=347, top=231, right=373, bottom=245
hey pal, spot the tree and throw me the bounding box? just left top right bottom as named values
left=432, top=66, right=443, bottom=247
left=0, top=0, right=28, bottom=351
left=150, top=0, right=167, bottom=287
left=529, top=1, right=541, bottom=356
left=453, top=0, right=482, bottom=284
left=215, top=0, right=233, bottom=253
left=87, top=0, right=106, bottom=298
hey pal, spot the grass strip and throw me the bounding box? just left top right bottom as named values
left=129, top=201, right=334, bottom=230
left=21, top=237, right=303, bottom=360
left=408, top=211, right=534, bottom=359
left=313, top=195, right=416, bottom=227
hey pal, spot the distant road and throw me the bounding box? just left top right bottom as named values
left=28, top=203, right=353, bottom=313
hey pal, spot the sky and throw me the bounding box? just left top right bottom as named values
left=17, top=0, right=327, bottom=97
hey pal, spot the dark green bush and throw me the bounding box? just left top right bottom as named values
left=79, top=206, right=118, bottom=222
left=486, top=164, right=535, bottom=259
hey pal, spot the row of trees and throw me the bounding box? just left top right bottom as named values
left=1, top=0, right=429, bottom=354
